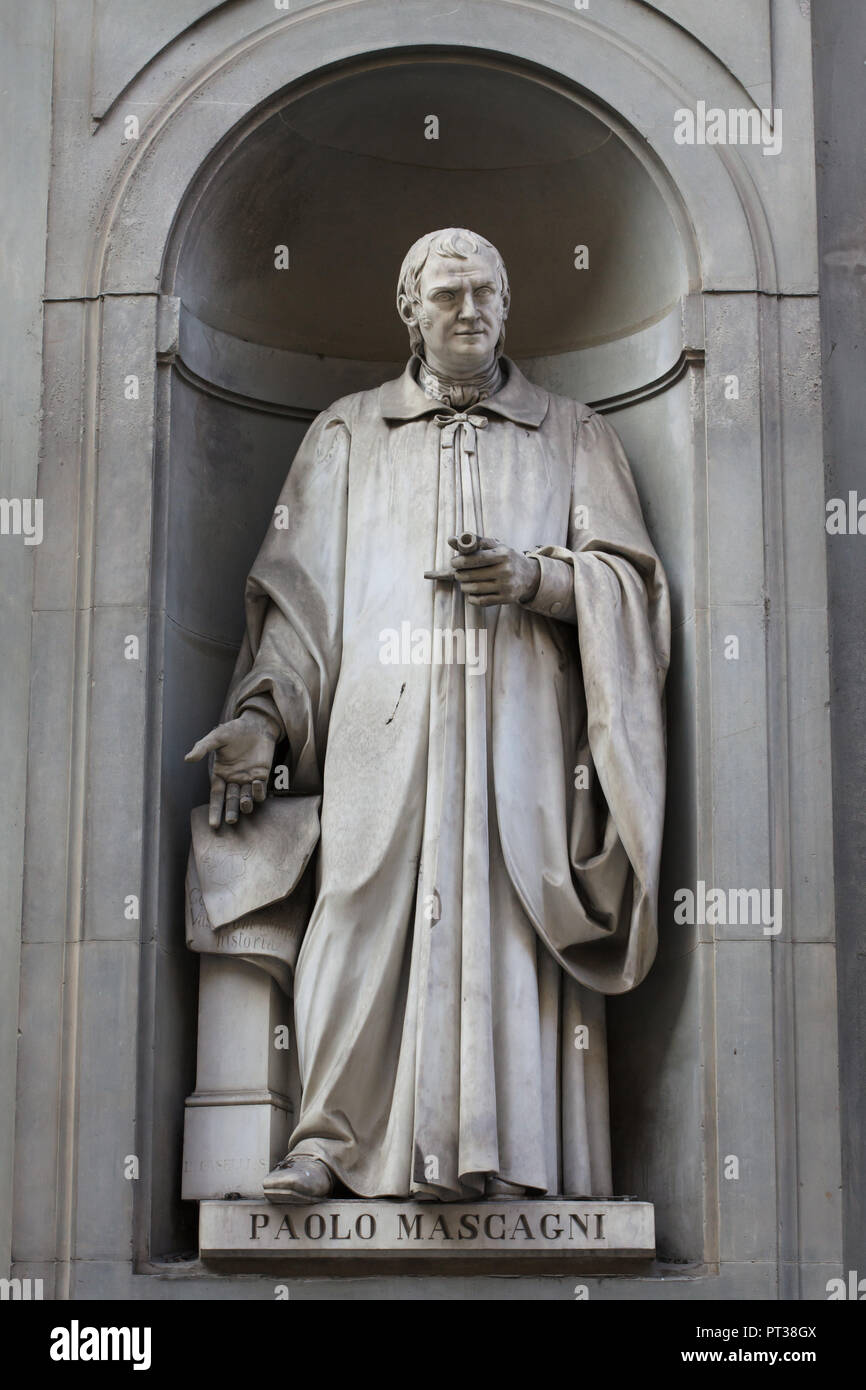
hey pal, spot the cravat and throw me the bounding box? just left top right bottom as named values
left=418, top=356, right=502, bottom=410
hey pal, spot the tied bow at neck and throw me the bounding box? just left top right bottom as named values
left=431, top=412, right=488, bottom=556
left=434, top=411, right=489, bottom=456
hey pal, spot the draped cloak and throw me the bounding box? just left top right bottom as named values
left=220, top=356, right=670, bottom=1201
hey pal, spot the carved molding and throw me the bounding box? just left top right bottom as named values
left=171, top=347, right=704, bottom=420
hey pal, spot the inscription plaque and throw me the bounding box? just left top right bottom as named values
left=200, top=1199, right=655, bottom=1259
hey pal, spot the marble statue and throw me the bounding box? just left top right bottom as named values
left=186, top=229, right=670, bottom=1204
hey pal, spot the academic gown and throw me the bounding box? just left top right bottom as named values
left=225, top=355, right=670, bottom=1200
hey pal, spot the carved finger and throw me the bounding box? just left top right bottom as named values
left=451, top=550, right=506, bottom=570
left=185, top=727, right=224, bottom=762
left=208, top=775, right=226, bottom=829
left=224, top=783, right=241, bottom=825
left=251, top=779, right=266, bottom=803
left=457, top=579, right=500, bottom=594
left=240, top=783, right=254, bottom=814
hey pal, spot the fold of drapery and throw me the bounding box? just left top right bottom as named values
left=491, top=412, right=670, bottom=996
left=411, top=410, right=500, bottom=1195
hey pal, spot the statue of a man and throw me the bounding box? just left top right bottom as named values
left=186, top=229, right=670, bottom=1204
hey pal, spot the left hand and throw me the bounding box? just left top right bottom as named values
left=449, top=537, right=541, bottom=607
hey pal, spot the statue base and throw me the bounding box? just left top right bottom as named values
left=198, top=1198, right=655, bottom=1270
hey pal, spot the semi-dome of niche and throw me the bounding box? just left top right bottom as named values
left=174, top=53, right=689, bottom=361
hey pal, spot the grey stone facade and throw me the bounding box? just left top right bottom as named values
left=1, top=0, right=861, bottom=1300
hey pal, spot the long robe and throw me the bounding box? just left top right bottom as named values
left=225, top=356, right=670, bottom=1200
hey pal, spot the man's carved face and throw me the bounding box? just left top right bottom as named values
left=412, top=246, right=505, bottom=378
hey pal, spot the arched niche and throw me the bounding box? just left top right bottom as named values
left=158, top=47, right=705, bottom=1266
left=172, top=54, right=689, bottom=360
left=163, top=50, right=695, bottom=656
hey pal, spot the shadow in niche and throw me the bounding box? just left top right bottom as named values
left=149, top=48, right=701, bottom=1266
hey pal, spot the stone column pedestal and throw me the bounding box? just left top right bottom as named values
left=182, top=957, right=292, bottom=1200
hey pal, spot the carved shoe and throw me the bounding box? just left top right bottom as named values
left=486, top=1176, right=526, bottom=1197
left=263, top=1153, right=335, bottom=1204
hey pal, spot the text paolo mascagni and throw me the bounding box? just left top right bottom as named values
left=249, top=1208, right=608, bottom=1243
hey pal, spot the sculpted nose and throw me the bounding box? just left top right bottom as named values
left=458, top=288, right=478, bottom=320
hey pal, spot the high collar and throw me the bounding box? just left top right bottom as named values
left=379, top=355, right=550, bottom=428
left=417, top=355, right=503, bottom=410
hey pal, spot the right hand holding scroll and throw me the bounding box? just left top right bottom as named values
left=185, top=709, right=280, bottom=827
